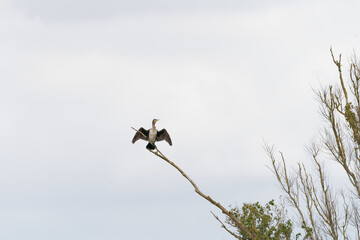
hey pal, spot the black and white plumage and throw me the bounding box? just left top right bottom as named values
left=132, top=119, right=172, bottom=150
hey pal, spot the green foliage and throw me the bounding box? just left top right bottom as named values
left=344, top=102, right=360, bottom=145
left=226, top=200, right=293, bottom=240
left=299, top=225, right=312, bottom=240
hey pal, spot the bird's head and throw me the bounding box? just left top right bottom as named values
left=152, top=119, right=159, bottom=125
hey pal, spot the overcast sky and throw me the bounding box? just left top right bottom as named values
left=1, top=0, right=360, bottom=239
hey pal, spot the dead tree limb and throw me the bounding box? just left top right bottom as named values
left=131, top=127, right=255, bottom=240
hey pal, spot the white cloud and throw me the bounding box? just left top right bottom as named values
left=1, top=0, right=360, bottom=239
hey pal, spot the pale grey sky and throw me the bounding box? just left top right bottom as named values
left=0, top=0, right=359, bottom=239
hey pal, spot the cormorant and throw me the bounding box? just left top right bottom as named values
left=132, top=119, right=172, bottom=150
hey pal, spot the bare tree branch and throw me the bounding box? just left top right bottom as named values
left=265, top=48, right=360, bottom=240
left=211, top=211, right=242, bottom=240
left=131, top=127, right=256, bottom=240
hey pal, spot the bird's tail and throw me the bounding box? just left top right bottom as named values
left=146, top=143, right=156, bottom=150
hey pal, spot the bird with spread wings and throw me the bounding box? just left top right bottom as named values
left=132, top=119, right=172, bottom=150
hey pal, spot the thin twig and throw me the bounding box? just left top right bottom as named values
left=211, top=211, right=242, bottom=240
left=131, top=126, right=147, bottom=139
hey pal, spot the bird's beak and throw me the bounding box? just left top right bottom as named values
left=156, top=119, right=159, bottom=123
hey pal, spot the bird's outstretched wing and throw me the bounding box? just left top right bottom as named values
left=157, top=129, right=172, bottom=146
left=132, top=127, right=149, bottom=143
